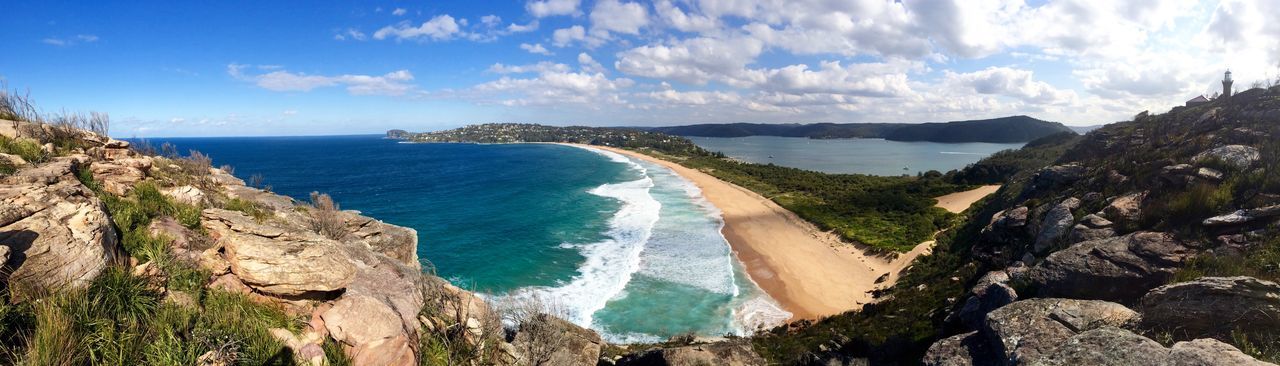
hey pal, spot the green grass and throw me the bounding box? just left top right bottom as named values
left=0, top=135, right=47, bottom=164
left=223, top=197, right=270, bottom=222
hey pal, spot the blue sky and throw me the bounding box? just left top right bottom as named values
left=2, top=0, right=1278, bottom=137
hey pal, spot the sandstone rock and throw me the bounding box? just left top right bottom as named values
left=322, top=294, right=416, bottom=366
left=618, top=340, right=764, bottom=366
left=1030, top=327, right=1173, bottom=366
left=958, top=270, right=1017, bottom=330
left=923, top=332, right=997, bottom=366
left=1067, top=214, right=1115, bottom=244
left=90, top=159, right=150, bottom=196
left=1202, top=205, right=1280, bottom=227
left=202, top=209, right=356, bottom=297
left=270, top=328, right=325, bottom=366
left=1029, top=232, right=1201, bottom=303
left=512, top=315, right=605, bottom=366
left=104, top=139, right=130, bottom=149
left=0, top=245, right=8, bottom=264
left=1031, top=327, right=1270, bottom=366
left=1032, top=164, right=1086, bottom=189
left=982, top=299, right=1138, bottom=365
left=0, top=153, right=26, bottom=167
left=1102, top=191, right=1146, bottom=224
left=162, top=185, right=205, bottom=206
left=1033, top=198, right=1079, bottom=253
left=1194, top=145, right=1260, bottom=169
left=1167, top=338, right=1272, bottom=366
left=1139, top=276, right=1280, bottom=338
left=1196, top=167, right=1224, bottom=181
left=0, top=158, right=119, bottom=300
left=342, top=212, right=420, bottom=270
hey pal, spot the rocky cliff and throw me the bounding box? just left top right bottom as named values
left=921, top=86, right=1280, bottom=365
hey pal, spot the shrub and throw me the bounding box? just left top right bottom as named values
left=196, top=290, right=298, bottom=364
left=1144, top=183, right=1233, bottom=230
left=0, top=135, right=47, bottom=163
left=222, top=197, right=269, bottom=222
left=308, top=192, right=347, bottom=240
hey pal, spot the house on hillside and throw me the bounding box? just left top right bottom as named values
left=1185, top=95, right=1210, bottom=107
left=1184, top=70, right=1234, bottom=107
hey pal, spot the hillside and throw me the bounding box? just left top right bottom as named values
left=649, top=115, right=1075, bottom=143
left=753, top=86, right=1280, bottom=365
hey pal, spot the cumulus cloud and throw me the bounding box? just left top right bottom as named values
left=472, top=69, right=635, bottom=106
left=552, top=25, right=587, bottom=47
left=527, top=0, right=581, bottom=17
left=373, top=15, right=462, bottom=41
left=228, top=64, right=417, bottom=96
left=943, top=67, right=1075, bottom=104
left=520, top=43, right=554, bottom=55
left=392, top=8, right=407, bottom=16
left=333, top=28, right=367, bottom=41
left=589, top=0, right=649, bottom=38
left=578, top=53, right=606, bottom=73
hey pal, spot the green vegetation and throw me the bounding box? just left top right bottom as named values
left=950, top=131, right=1082, bottom=184
left=649, top=115, right=1074, bottom=143
left=0, top=135, right=47, bottom=164
left=222, top=197, right=270, bottom=222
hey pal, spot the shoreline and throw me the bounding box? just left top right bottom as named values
left=566, top=143, right=998, bottom=320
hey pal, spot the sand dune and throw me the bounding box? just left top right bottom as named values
left=578, top=144, right=998, bottom=320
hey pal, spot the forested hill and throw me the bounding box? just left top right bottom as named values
left=649, top=115, right=1074, bottom=143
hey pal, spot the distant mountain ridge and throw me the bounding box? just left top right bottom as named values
left=648, top=115, right=1075, bottom=143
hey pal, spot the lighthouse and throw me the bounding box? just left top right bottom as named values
left=1222, top=70, right=1233, bottom=99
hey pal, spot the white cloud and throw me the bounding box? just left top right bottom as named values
left=578, top=53, right=605, bottom=73
left=526, top=0, right=581, bottom=17
left=489, top=62, right=571, bottom=74
left=615, top=36, right=764, bottom=87
left=943, top=67, right=1075, bottom=104
left=373, top=15, right=462, bottom=41
left=472, top=70, right=635, bottom=106
left=589, top=0, right=649, bottom=38
left=552, top=25, right=587, bottom=47
left=654, top=0, right=718, bottom=33
left=333, top=28, right=367, bottom=41
left=508, top=20, right=540, bottom=33
left=392, top=8, right=407, bottom=16
left=520, top=43, right=554, bottom=55
left=229, top=64, right=417, bottom=96
left=42, top=34, right=99, bottom=47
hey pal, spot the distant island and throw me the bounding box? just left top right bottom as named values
left=647, top=115, right=1075, bottom=143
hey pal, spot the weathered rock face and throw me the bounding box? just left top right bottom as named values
left=923, top=331, right=997, bottom=366
left=512, top=316, right=604, bottom=366
left=0, top=157, right=119, bottom=299
left=322, top=294, right=417, bottom=366
left=201, top=208, right=356, bottom=297
left=1033, top=198, right=1079, bottom=254
left=958, top=270, right=1018, bottom=330
left=618, top=340, right=765, bottom=366
left=981, top=206, right=1030, bottom=246
left=1031, top=327, right=1270, bottom=366
left=1193, top=144, right=1260, bottom=170
left=161, top=185, right=205, bottom=206
left=1102, top=191, right=1146, bottom=225
left=1029, top=232, right=1201, bottom=303
left=1202, top=205, right=1280, bottom=227
left=1139, top=276, right=1280, bottom=338
left=1031, top=164, right=1086, bottom=191
left=89, top=157, right=153, bottom=196
left=1066, top=214, right=1114, bottom=244
left=982, top=298, right=1139, bottom=365
left=341, top=212, right=420, bottom=270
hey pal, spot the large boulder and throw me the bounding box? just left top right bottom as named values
left=201, top=208, right=356, bottom=297
left=1029, top=232, right=1201, bottom=303
left=161, top=185, right=205, bottom=206
left=1102, top=191, right=1146, bottom=225
left=982, top=298, right=1138, bottom=365
left=0, top=157, right=119, bottom=300
left=617, top=340, right=764, bottom=366
left=958, top=270, right=1018, bottom=330
left=1202, top=205, right=1280, bottom=227
left=923, top=331, right=997, bottom=366
left=1033, top=198, right=1079, bottom=254
left=1139, top=276, right=1280, bottom=338
left=1066, top=214, right=1114, bottom=244
left=1031, top=327, right=1269, bottom=366
left=322, top=294, right=417, bottom=366
left=1193, top=145, right=1260, bottom=170
left=341, top=212, right=420, bottom=270
left=981, top=206, right=1030, bottom=246
left=89, top=157, right=152, bottom=196
left=1031, top=164, right=1086, bottom=190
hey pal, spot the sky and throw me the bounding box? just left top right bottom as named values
left=2, top=0, right=1279, bottom=137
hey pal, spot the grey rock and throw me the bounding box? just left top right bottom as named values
left=983, top=298, right=1139, bottom=365
left=981, top=206, right=1030, bottom=245
left=1194, top=145, right=1260, bottom=169
left=1030, top=232, right=1201, bottom=303
left=1030, top=327, right=1168, bottom=366
left=513, top=316, right=606, bottom=366
left=1202, top=205, right=1280, bottom=227
left=1033, top=164, right=1087, bottom=189
left=1033, top=198, right=1080, bottom=254
left=923, top=331, right=997, bottom=366
left=1067, top=215, right=1115, bottom=244
left=1167, top=338, right=1273, bottom=366
left=1139, top=276, right=1280, bottom=338
left=618, top=340, right=763, bottom=366
left=1196, top=167, right=1224, bottom=181
left=959, top=271, right=1018, bottom=330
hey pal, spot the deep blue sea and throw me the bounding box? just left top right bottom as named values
left=140, top=135, right=787, bottom=342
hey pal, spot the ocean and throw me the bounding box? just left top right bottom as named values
left=139, top=135, right=787, bottom=342
left=688, top=136, right=1025, bottom=175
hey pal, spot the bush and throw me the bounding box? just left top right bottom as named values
left=0, top=135, right=47, bottom=163
left=223, top=197, right=269, bottom=222
left=308, top=192, right=347, bottom=240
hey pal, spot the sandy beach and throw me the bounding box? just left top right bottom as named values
left=574, top=144, right=998, bottom=320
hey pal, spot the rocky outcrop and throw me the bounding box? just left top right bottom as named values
left=1139, top=276, right=1280, bottom=338
left=1031, top=327, right=1268, bottom=366
left=981, top=206, right=1030, bottom=246
left=1032, top=198, right=1079, bottom=254
left=924, top=332, right=997, bottom=366
left=1066, top=214, right=1114, bottom=244
left=0, top=156, right=119, bottom=299
left=1202, top=205, right=1280, bottom=227
left=618, top=340, right=765, bottom=366
left=341, top=212, right=420, bottom=271
left=958, top=270, right=1018, bottom=330
left=1102, top=191, right=1145, bottom=225
left=201, top=208, right=357, bottom=297
left=162, top=185, right=205, bottom=206
left=982, top=298, right=1138, bottom=365
left=512, top=316, right=604, bottom=366
left=1028, top=232, right=1201, bottom=303
left=323, top=295, right=417, bottom=366
left=89, top=156, right=153, bottom=196
left=1031, top=164, right=1086, bottom=191
left=1193, top=145, right=1260, bottom=169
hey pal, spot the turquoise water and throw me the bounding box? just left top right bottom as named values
left=140, top=136, right=787, bottom=341
left=688, top=136, right=1025, bottom=175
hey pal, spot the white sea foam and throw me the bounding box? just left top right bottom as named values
left=503, top=144, right=661, bottom=329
